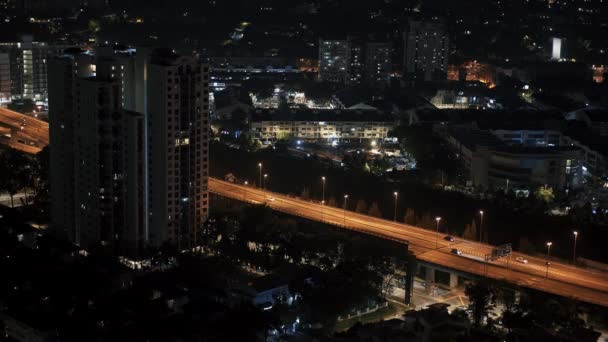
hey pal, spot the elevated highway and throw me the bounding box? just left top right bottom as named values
left=210, top=178, right=608, bottom=307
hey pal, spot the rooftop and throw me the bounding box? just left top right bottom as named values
left=251, top=108, right=394, bottom=123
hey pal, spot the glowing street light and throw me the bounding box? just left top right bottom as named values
left=258, top=163, right=263, bottom=188
left=435, top=217, right=442, bottom=248
left=479, top=210, right=484, bottom=243
left=573, top=231, right=579, bottom=264
left=393, top=191, right=399, bottom=222
left=343, top=194, right=349, bottom=226
left=546, top=241, right=553, bottom=275
left=321, top=176, right=326, bottom=205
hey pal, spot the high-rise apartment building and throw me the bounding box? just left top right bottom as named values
left=403, top=20, right=449, bottom=81
left=348, top=38, right=364, bottom=84
left=7, top=35, right=49, bottom=101
left=365, top=42, right=393, bottom=84
left=318, top=39, right=351, bottom=84
left=48, top=47, right=210, bottom=256
left=48, top=49, right=95, bottom=245
left=0, top=51, right=10, bottom=104
left=147, top=50, right=210, bottom=249
left=319, top=37, right=393, bottom=85
left=72, top=78, right=125, bottom=247
left=0, top=35, right=71, bottom=103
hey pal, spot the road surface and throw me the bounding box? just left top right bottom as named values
left=0, top=107, right=49, bottom=154
left=209, top=178, right=608, bottom=307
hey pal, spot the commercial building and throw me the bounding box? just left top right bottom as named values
left=0, top=35, right=53, bottom=102
left=48, top=47, right=210, bottom=256
left=0, top=35, right=71, bottom=104
left=427, top=81, right=495, bottom=109
left=446, top=126, right=583, bottom=191
left=403, top=20, right=449, bottom=81
left=251, top=108, right=395, bottom=141
left=0, top=51, right=10, bottom=104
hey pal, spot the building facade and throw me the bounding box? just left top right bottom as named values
left=445, top=127, right=582, bottom=191
left=49, top=47, right=210, bottom=256
left=403, top=20, right=449, bottom=81
left=0, top=51, right=10, bottom=104
left=365, top=42, right=393, bottom=84
left=48, top=50, right=95, bottom=246
left=251, top=109, right=395, bottom=141
left=147, top=50, right=210, bottom=250
left=318, top=38, right=351, bottom=84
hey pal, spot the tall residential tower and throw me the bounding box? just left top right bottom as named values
left=48, top=47, right=210, bottom=256
left=147, top=50, right=210, bottom=249
left=403, top=20, right=449, bottom=81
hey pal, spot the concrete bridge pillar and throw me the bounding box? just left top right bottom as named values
left=449, top=272, right=459, bottom=288
left=425, top=267, right=435, bottom=295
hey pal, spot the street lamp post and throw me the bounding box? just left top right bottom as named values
left=258, top=163, right=263, bottom=188
left=479, top=210, right=484, bottom=243
left=263, top=174, right=268, bottom=194
left=343, top=195, right=349, bottom=227
left=435, top=217, right=441, bottom=249
left=321, top=177, right=326, bottom=221
left=393, top=192, right=398, bottom=222
left=321, top=177, right=326, bottom=205
left=573, top=231, right=578, bottom=265
left=243, top=181, right=248, bottom=201
left=546, top=241, right=552, bottom=278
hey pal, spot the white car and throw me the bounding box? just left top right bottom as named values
left=515, top=256, right=528, bottom=264
left=267, top=197, right=275, bottom=202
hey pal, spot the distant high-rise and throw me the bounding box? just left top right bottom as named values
left=0, top=51, right=10, bottom=104
left=318, top=39, right=351, bottom=84
left=0, top=35, right=71, bottom=103
left=365, top=42, right=393, bottom=84
left=48, top=49, right=95, bottom=246
left=348, top=38, right=364, bottom=84
left=5, top=35, right=49, bottom=101
left=48, top=47, right=209, bottom=255
left=147, top=50, right=210, bottom=249
left=403, top=20, right=449, bottom=81
left=319, top=38, right=393, bottom=85
left=72, top=77, right=126, bottom=247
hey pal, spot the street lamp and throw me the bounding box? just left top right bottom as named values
left=435, top=217, right=442, bottom=249
left=573, top=231, right=578, bottom=265
left=546, top=241, right=553, bottom=278
left=258, top=163, right=263, bottom=189
left=343, top=194, right=349, bottom=226
left=321, top=176, right=326, bottom=205
left=263, top=174, right=268, bottom=191
left=243, top=181, right=248, bottom=200
left=479, top=210, right=484, bottom=243
left=393, top=192, right=399, bottom=222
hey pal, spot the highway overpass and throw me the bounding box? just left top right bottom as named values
left=209, top=178, right=608, bottom=307
left=0, top=107, right=49, bottom=154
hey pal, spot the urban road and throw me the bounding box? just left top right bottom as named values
left=209, top=178, right=608, bottom=307
left=0, top=107, right=49, bottom=154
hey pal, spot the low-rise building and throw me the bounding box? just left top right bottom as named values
left=333, top=303, right=470, bottom=342
left=446, top=126, right=583, bottom=191
left=251, top=108, right=395, bottom=142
